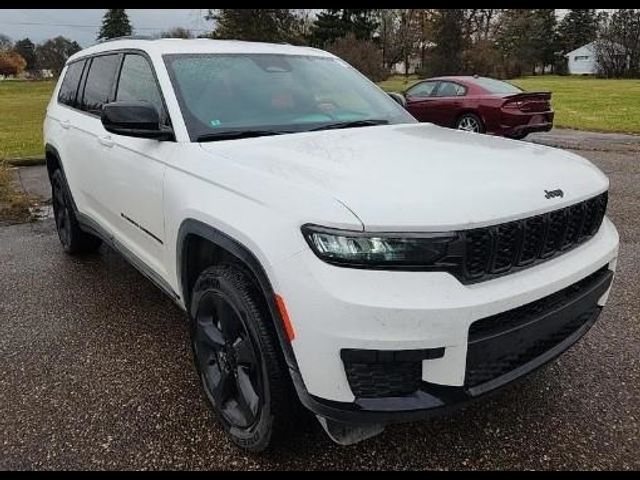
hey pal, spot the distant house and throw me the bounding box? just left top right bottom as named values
left=565, top=42, right=598, bottom=75
left=392, top=56, right=421, bottom=75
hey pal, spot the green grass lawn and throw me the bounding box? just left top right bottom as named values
left=0, top=80, right=55, bottom=161
left=378, top=75, right=421, bottom=94
left=379, top=74, right=640, bottom=135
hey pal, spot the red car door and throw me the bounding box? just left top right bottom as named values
left=427, top=81, right=468, bottom=127
left=404, top=81, right=439, bottom=123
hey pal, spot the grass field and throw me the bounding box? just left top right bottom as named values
left=0, top=80, right=55, bottom=161
left=379, top=75, right=640, bottom=135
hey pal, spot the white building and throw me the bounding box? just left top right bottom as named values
left=565, top=42, right=598, bottom=75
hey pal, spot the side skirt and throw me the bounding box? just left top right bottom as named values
left=76, top=212, right=184, bottom=310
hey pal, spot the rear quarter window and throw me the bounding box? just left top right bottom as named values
left=57, top=60, right=85, bottom=107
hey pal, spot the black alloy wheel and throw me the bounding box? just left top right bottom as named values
left=190, top=265, right=297, bottom=451
left=194, top=289, right=263, bottom=430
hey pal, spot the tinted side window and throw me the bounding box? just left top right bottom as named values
left=57, top=60, right=85, bottom=107
left=116, top=54, right=167, bottom=124
left=81, top=54, right=120, bottom=114
left=435, top=81, right=466, bottom=97
left=407, top=81, right=438, bottom=97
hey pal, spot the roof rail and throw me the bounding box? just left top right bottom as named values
left=97, top=35, right=154, bottom=44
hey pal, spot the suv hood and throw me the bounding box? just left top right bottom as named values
left=200, top=123, right=608, bottom=232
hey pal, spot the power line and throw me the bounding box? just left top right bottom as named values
left=0, top=20, right=210, bottom=32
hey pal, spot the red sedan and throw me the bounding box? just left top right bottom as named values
left=402, top=76, right=554, bottom=139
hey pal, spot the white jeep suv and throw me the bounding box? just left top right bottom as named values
left=44, top=39, right=619, bottom=451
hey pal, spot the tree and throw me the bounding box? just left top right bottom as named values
left=429, top=9, right=466, bottom=76
left=35, top=36, right=81, bottom=76
left=292, top=9, right=316, bottom=41
left=206, top=9, right=304, bottom=44
left=311, top=9, right=379, bottom=47
left=596, top=9, right=640, bottom=78
left=557, top=9, right=599, bottom=54
left=98, top=9, right=133, bottom=40
left=326, top=33, right=386, bottom=81
left=0, top=51, right=26, bottom=76
left=531, top=9, right=559, bottom=74
left=495, top=10, right=531, bottom=77
left=159, top=27, right=193, bottom=39
left=13, top=38, right=36, bottom=71
left=464, top=9, right=503, bottom=42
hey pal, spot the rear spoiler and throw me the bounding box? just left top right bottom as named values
left=504, top=91, right=552, bottom=102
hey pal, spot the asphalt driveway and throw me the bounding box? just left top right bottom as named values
left=1, top=138, right=639, bottom=469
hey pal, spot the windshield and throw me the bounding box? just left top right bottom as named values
left=163, top=53, right=416, bottom=141
left=473, top=77, right=523, bottom=94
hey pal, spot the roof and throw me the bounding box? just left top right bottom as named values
left=564, top=41, right=596, bottom=58
left=67, top=38, right=333, bottom=64
left=425, top=76, right=481, bottom=82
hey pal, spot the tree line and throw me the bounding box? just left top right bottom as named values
left=203, top=9, right=640, bottom=79
left=0, top=34, right=81, bottom=78
left=2, top=9, right=638, bottom=80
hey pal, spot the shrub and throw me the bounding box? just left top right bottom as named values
left=326, top=33, right=388, bottom=82
left=0, top=51, right=27, bottom=77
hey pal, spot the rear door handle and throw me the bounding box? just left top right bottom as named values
left=98, top=135, right=114, bottom=148
left=60, top=119, right=70, bottom=130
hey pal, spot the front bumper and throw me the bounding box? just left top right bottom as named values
left=273, top=217, right=618, bottom=423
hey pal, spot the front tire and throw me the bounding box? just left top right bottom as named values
left=51, top=169, right=102, bottom=254
left=456, top=113, right=485, bottom=134
left=189, top=264, right=294, bottom=452
left=508, top=131, right=529, bottom=140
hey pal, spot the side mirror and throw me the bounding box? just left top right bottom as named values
left=101, top=102, right=173, bottom=140
left=387, top=92, right=407, bottom=108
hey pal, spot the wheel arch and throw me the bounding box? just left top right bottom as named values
left=45, top=143, right=82, bottom=214
left=454, top=109, right=487, bottom=133
left=176, top=219, right=300, bottom=374
left=45, top=143, right=63, bottom=180
left=455, top=109, right=483, bottom=124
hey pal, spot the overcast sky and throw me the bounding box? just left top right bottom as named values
left=0, top=9, right=213, bottom=47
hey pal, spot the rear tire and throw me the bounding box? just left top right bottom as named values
left=456, top=113, right=485, bottom=134
left=51, top=169, right=102, bottom=254
left=189, top=264, right=295, bottom=452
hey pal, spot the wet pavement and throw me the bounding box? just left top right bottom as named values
left=1, top=147, right=639, bottom=470
left=528, top=129, right=640, bottom=153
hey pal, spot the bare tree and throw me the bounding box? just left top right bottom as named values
left=378, top=9, right=426, bottom=75
left=595, top=10, right=640, bottom=78
left=158, top=27, right=194, bottom=39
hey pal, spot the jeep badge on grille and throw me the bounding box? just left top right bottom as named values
left=545, top=189, right=564, bottom=199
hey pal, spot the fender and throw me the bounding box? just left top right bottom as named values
left=176, top=219, right=301, bottom=375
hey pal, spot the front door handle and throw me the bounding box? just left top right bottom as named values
left=98, top=135, right=114, bottom=148
left=60, top=119, right=70, bottom=130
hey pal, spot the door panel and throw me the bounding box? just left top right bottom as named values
left=428, top=81, right=467, bottom=127
left=99, top=53, right=172, bottom=275
left=72, top=54, right=122, bottom=230
left=405, top=81, right=439, bottom=123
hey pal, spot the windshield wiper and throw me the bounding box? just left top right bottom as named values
left=307, top=119, right=389, bottom=132
left=196, top=129, right=292, bottom=142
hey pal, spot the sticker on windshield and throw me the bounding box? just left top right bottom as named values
left=210, top=119, right=222, bottom=127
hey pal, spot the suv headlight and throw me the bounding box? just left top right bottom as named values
left=301, top=224, right=457, bottom=269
